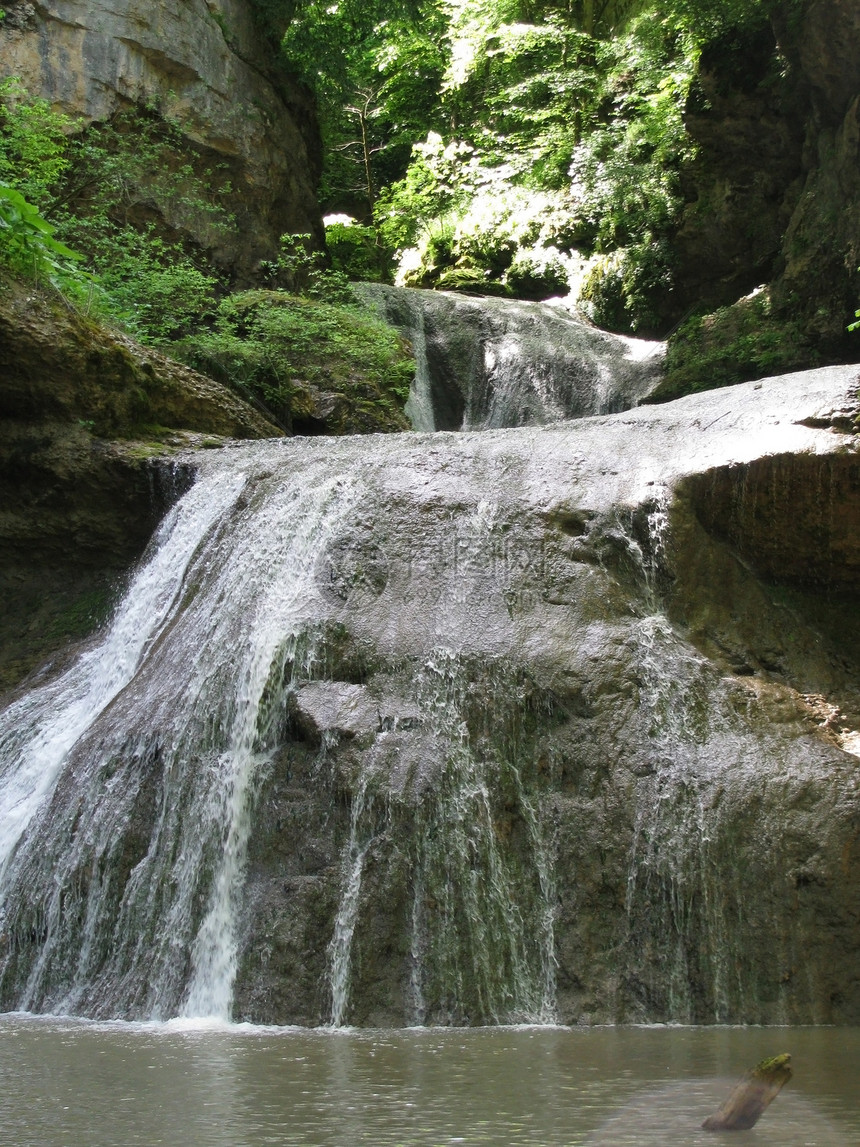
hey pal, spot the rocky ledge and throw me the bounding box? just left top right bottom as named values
left=216, top=365, right=860, bottom=1027
left=2, top=362, right=859, bottom=1028
left=0, top=278, right=279, bottom=691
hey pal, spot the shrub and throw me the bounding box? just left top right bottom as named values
left=0, top=182, right=94, bottom=300
left=92, top=226, right=218, bottom=342
left=325, top=219, right=392, bottom=282
left=173, top=290, right=413, bottom=434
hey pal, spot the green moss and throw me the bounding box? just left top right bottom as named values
left=751, top=1053, right=792, bottom=1084
left=44, top=586, right=114, bottom=643
left=646, top=288, right=820, bottom=403
left=172, top=290, right=413, bottom=435
left=0, top=578, right=117, bottom=694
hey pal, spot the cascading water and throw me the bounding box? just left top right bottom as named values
left=0, top=313, right=858, bottom=1027
left=602, top=498, right=763, bottom=1022
left=355, top=283, right=664, bottom=430
left=326, top=650, right=557, bottom=1027
left=0, top=433, right=562, bottom=1025
left=0, top=453, right=368, bottom=1019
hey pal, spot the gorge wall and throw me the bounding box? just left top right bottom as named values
left=670, top=0, right=860, bottom=366
left=0, top=0, right=322, bottom=275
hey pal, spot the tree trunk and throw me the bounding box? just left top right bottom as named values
left=582, top=0, right=595, bottom=35
left=703, top=1054, right=792, bottom=1132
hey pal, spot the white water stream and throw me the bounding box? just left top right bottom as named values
left=0, top=453, right=365, bottom=1020
left=0, top=334, right=856, bottom=1029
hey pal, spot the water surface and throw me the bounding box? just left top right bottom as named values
left=1, top=1017, right=857, bottom=1146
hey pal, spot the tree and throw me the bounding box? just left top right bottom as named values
left=281, top=0, right=448, bottom=216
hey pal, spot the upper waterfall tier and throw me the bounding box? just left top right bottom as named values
left=355, top=284, right=665, bottom=431
left=0, top=364, right=858, bottom=1027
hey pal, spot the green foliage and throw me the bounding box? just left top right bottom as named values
left=282, top=0, right=448, bottom=212
left=376, top=135, right=480, bottom=252
left=0, top=78, right=71, bottom=206
left=363, top=2, right=702, bottom=316
left=279, top=0, right=799, bottom=332
left=567, top=16, right=696, bottom=251
left=0, top=79, right=234, bottom=340
left=651, top=288, right=818, bottom=402
left=579, top=240, right=674, bottom=333
left=258, top=232, right=356, bottom=303
left=0, top=182, right=94, bottom=299
left=325, top=219, right=391, bottom=281
left=173, top=290, right=413, bottom=434
left=93, top=227, right=219, bottom=342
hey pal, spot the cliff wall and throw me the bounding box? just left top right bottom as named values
left=0, top=0, right=323, bottom=275
left=672, top=0, right=860, bottom=364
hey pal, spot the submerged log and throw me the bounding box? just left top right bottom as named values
left=702, top=1054, right=792, bottom=1131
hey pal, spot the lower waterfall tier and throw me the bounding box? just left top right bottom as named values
left=0, top=365, right=858, bottom=1026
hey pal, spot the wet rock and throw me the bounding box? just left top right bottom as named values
left=356, top=284, right=664, bottom=431
left=235, top=366, right=860, bottom=1026
left=0, top=278, right=279, bottom=692
left=3, top=364, right=860, bottom=1029
left=291, top=682, right=380, bottom=744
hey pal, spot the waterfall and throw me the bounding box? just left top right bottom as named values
left=325, top=651, right=557, bottom=1027
left=0, top=471, right=244, bottom=882
left=0, top=313, right=857, bottom=1028
left=355, top=283, right=664, bottom=430
left=0, top=452, right=366, bottom=1019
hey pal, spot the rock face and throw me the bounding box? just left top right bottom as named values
left=0, top=278, right=280, bottom=690
left=0, top=363, right=858, bottom=1028
left=673, top=1, right=860, bottom=359
left=357, top=284, right=665, bottom=431
left=777, top=0, right=860, bottom=349
left=0, top=0, right=322, bottom=274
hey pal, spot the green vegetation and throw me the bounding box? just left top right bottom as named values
left=174, top=290, right=413, bottom=434
left=650, top=288, right=818, bottom=403
left=0, top=78, right=414, bottom=434
left=0, top=0, right=841, bottom=421
left=0, top=78, right=228, bottom=333
left=282, top=0, right=794, bottom=335
left=0, top=183, right=91, bottom=297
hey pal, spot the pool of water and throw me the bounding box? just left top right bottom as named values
left=0, top=1017, right=857, bottom=1146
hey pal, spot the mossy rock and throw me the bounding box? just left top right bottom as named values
left=0, top=274, right=280, bottom=439
left=434, top=267, right=511, bottom=296
left=173, top=289, right=413, bottom=436
left=645, top=288, right=820, bottom=403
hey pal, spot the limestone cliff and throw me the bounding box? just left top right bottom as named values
left=0, top=0, right=323, bottom=275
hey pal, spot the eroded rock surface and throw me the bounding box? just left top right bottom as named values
left=1, top=365, right=859, bottom=1029
left=357, top=284, right=665, bottom=431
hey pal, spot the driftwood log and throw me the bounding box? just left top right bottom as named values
left=702, top=1054, right=792, bottom=1131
